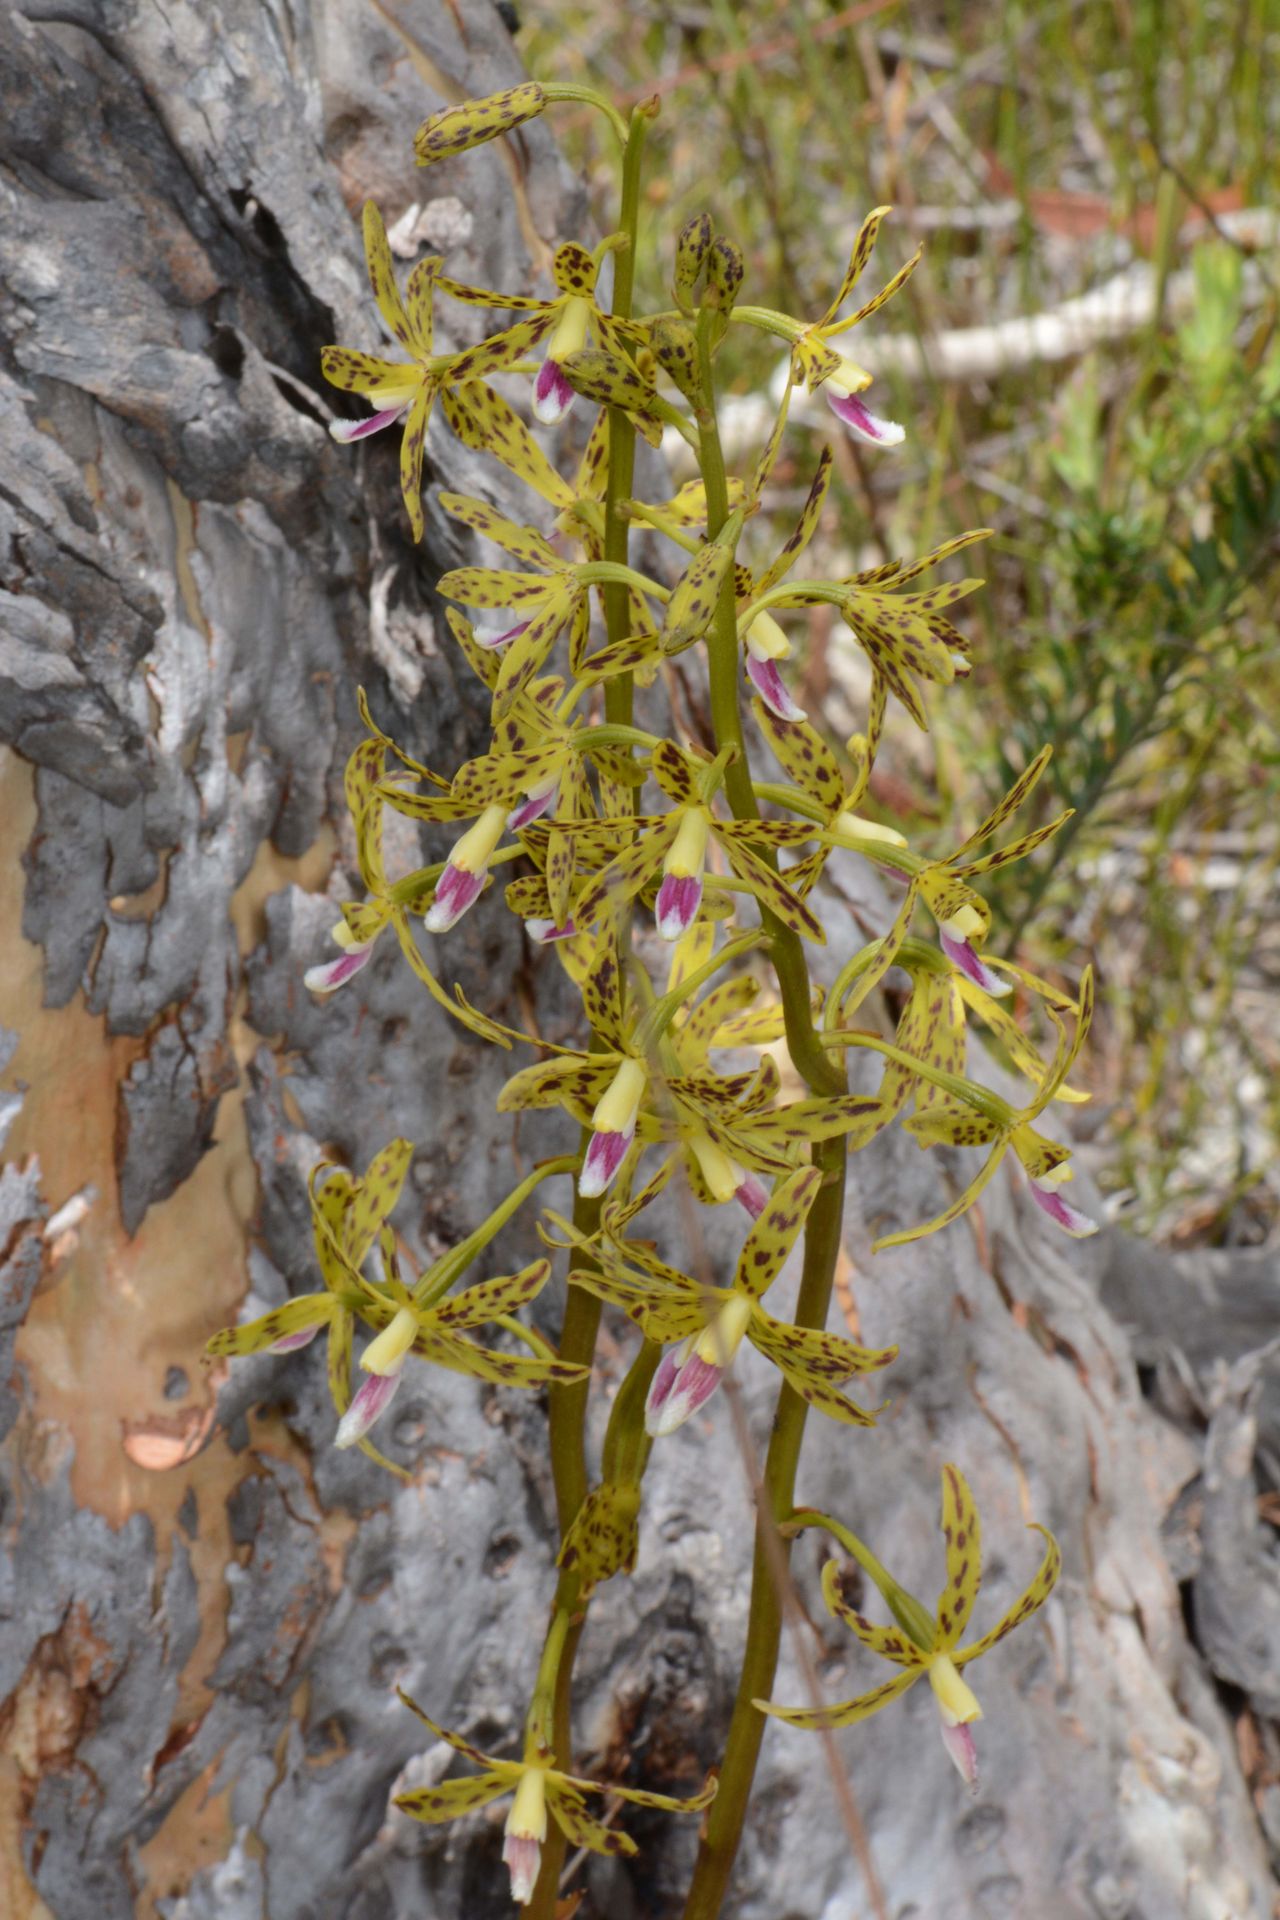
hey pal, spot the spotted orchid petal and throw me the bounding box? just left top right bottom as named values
left=502, top=1768, right=547, bottom=1906
left=645, top=1343, right=724, bottom=1436
left=268, top=1323, right=324, bottom=1354
left=825, top=385, right=905, bottom=446
left=735, top=1172, right=768, bottom=1219
left=507, top=774, right=560, bottom=832
left=744, top=610, right=805, bottom=720
left=579, top=1126, right=635, bottom=1199
left=939, top=1718, right=980, bottom=1788
left=656, top=809, right=710, bottom=942
left=532, top=295, right=594, bottom=424
left=425, top=863, right=486, bottom=933
left=645, top=1295, right=752, bottom=1437
left=655, top=872, right=703, bottom=942
left=580, top=1058, right=646, bottom=1199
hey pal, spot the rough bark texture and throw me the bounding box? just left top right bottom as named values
left=0, top=6, right=1277, bottom=1919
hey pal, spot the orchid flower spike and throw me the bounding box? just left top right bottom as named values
left=756, top=1465, right=1061, bottom=1792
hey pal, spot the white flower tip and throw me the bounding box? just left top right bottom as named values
left=503, top=1834, right=541, bottom=1905
left=940, top=1718, right=980, bottom=1790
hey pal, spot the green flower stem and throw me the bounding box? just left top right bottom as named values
left=542, top=81, right=630, bottom=147
left=412, top=1154, right=580, bottom=1309
left=527, top=1601, right=574, bottom=1757
left=525, top=116, right=659, bottom=1917
left=602, top=103, right=652, bottom=732
left=601, top=1336, right=660, bottom=1487
left=524, top=1334, right=662, bottom=1920
left=729, top=304, right=804, bottom=342
left=547, top=1164, right=603, bottom=1540
left=632, top=928, right=765, bottom=1054
left=680, top=301, right=851, bottom=1920
left=783, top=1508, right=936, bottom=1653
left=572, top=723, right=663, bottom=753
left=575, top=559, right=668, bottom=598
left=543, top=89, right=653, bottom=1593
left=820, top=1030, right=1013, bottom=1126
left=693, top=308, right=843, bottom=1100
left=680, top=1134, right=847, bottom=1920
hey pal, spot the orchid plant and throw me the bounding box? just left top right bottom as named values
left=210, top=74, right=1094, bottom=1915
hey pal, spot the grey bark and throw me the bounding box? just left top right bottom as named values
left=0, top=5, right=1277, bottom=1918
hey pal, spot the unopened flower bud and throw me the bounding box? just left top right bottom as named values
left=704, top=235, right=744, bottom=313
left=414, top=82, right=546, bottom=166
left=674, top=212, right=714, bottom=307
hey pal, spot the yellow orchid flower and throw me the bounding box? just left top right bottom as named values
left=433, top=238, right=645, bottom=430
left=394, top=1691, right=715, bottom=1908
left=208, top=1145, right=585, bottom=1472
left=322, top=203, right=553, bottom=540
left=551, top=1166, right=896, bottom=1435
left=875, top=969, right=1098, bottom=1248
left=757, top=1465, right=1061, bottom=1789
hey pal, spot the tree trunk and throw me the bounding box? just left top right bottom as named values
left=0, top=5, right=1275, bottom=1917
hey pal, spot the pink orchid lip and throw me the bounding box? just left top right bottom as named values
left=532, top=355, right=576, bottom=425
left=645, top=1346, right=725, bottom=1437
left=745, top=651, right=805, bottom=721
left=506, top=781, right=560, bottom=832
left=334, top=1367, right=404, bottom=1449
left=328, top=404, right=408, bottom=443
left=303, top=940, right=376, bottom=993
left=578, top=1126, right=633, bottom=1199
left=735, top=1173, right=768, bottom=1220
left=1028, top=1178, right=1099, bottom=1238
left=655, top=872, right=704, bottom=943
left=938, top=930, right=1012, bottom=998
left=267, top=1323, right=324, bottom=1355
left=824, top=387, right=905, bottom=446
left=939, top=1718, right=979, bottom=1789
left=503, top=1832, right=542, bottom=1906
left=523, top=916, right=577, bottom=944
left=473, top=616, right=531, bottom=651
left=424, top=863, right=486, bottom=934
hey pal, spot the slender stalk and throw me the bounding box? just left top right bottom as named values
left=680, top=307, right=851, bottom=1920
left=525, top=106, right=657, bottom=1920
left=693, top=309, right=843, bottom=1100
left=546, top=1168, right=603, bottom=1538
left=524, top=1335, right=662, bottom=1919
left=680, top=1136, right=846, bottom=1920
left=602, top=105, right=652, bottom=730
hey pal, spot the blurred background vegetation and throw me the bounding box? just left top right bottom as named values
left=519, top=0, right=1280, bottom=1247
